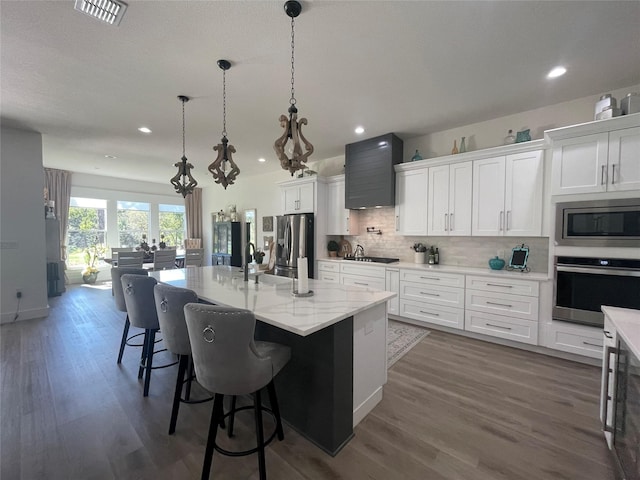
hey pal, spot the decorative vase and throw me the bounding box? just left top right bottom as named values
left=411, top=149, right=423, bottom=162
left=459, top=137, right=466, bottom=153
left=504, top=129, right=516, bottom=145
left=451, top=140, right=458, bottom=155
left=82, top=272, right=99, bottom=284
left=488, top=256, right=506, bottom=270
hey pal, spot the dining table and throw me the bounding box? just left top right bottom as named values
left=148, top=265, right=395, bottom=456
left=103, top=250, right=186, bottom=268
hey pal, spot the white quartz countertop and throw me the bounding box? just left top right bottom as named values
left=318, top=258, right=550, bottom=281
left=149, top=266, right=395, bottom=337
left=602, top=306, right=640, bottom=358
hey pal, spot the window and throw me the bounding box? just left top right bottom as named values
left=117, top=201, right=149, bottom=247
left=159, top=204, right=186, bottom=248
left=67, top=197, right=107, bottom=268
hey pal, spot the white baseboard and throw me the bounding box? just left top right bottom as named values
left=353, top=386, right=383, bottom=428
left=1, top=306, right=49, bottom=324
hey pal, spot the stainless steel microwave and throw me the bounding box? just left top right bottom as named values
left=555, top=198, right=640, bottom=247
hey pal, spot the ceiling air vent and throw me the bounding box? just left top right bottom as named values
left=74, top=0, right=128, bottom=26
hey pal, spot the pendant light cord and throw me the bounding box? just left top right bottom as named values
left=181, top=98, right=186, bottom=158
left=290, top=15, right=296, bottom=106
left=222, top=69, right=227, bottom=137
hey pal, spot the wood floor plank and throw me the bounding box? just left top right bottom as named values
left=0, top=283, right=616, bottom=479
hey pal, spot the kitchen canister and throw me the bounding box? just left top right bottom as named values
left=414, top=252, right=425, bottom=263
left=621, top=93, right=640, bottom=115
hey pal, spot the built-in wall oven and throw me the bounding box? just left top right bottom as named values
left=555, top=198, right=640, bottom=247
left=553, top=256, right=640, bottom=328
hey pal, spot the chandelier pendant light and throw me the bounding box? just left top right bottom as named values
left=170, top=95, right=198, bottom=197
left=208, top=59, right=240, bottom=190
left=274, top=0, right=314, bottom=176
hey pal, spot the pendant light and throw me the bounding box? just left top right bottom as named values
left=273, top=0, right=314, bottom=176
left=170, top=95, right=198, bottom=197
left=208, top=59, right=240, bottom=189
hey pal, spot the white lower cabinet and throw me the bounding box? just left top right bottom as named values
left=385, top=268, right=400, bottom=316
left=340, top=263, right=386, bottom=290
left=317, top=260, right=340, bottom=283
left=464, top=275, right=539, bottom=345
left=544, top=321, right=603, bottom=359
left=600, top=313, right=617, bottom=449
left=399, top=269, right=465, bottom=329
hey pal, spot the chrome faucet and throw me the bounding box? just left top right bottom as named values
left=244, top=242, right=255, bottom=282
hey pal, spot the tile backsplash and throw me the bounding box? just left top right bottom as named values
left=329, top=207, right=549, bottom=273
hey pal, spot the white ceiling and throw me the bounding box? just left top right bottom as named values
left=2, top=1, right=639, bottom=187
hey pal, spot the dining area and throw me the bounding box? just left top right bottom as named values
left=105, top=242, right=204, bottom=270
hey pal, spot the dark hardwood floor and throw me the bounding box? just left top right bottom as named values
left=1, top=283, right=615, bottom=479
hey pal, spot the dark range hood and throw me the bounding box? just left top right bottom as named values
left=345, top=133, right=403, bottom=209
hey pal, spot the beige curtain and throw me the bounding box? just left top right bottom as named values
left=44, top=168, right=72, bottom=261
left=185, top=187, right=202, bottom=239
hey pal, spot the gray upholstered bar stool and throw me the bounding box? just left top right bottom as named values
left=153, top=283, right=206, bottom=434
left=184, top=304, right=291, bottom=480
left=111, top=267, right=148, bottom=364
left=121, top=274, right=166, bottom=397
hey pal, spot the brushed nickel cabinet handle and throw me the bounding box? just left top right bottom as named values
left=450, top=213, right=454, bottom=231
left=582, top=341, right=601, bottom=347
left=420, top=291, right=440, bottom=296
left=354, top=282, right=369, bottom=286
left=346, top=217, right=349, bottom=232
left=611, top=164, right=616, bottom=184
left=486, top=283, right=512, bottom=288
left=506, top=210, right=511, bottom=231
left=602, top=346, right=617, bottom=433
left=601, top=165, right=606, bottom=185
left=420, top=276, right=440, bottom=280
left=486, top=301, right=513, bottom=308
left=396, top=215, right=399, bottom=231
left=486, top=323, right=512, bottom=330
left=604, top=330, right=613, bottom=339
left=419, top=310, right=440, bottom=316
left=444, top=213, right=448, bottom=231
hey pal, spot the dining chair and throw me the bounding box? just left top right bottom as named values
left=117, top=250, right=144, bottom=268
left=153, top=249, right=177, bottom=271
left=184, top=304, right=291, bottom=480
left=111, top=247, right=131, bottom=265
left=184, top=238, right=202, bottom=249
left=184, top=248, right=204, bottom=267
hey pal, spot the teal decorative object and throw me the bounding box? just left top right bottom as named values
left=515, top=129, right=531, bottom=143
left=411, top=149, right=423, bottom=162
left=459, top=137, right=466, bottom=153
left=488, top=256, right=505, bottom=270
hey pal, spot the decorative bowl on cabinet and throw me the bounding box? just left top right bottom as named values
left=488, top=256, right=505, bottom=270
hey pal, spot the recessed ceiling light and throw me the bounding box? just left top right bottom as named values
left=258, top=158, right=266, bottom=163
left=104, top=154, right=117, bottom=159
left=355, top=126, right=365, bottom=135
left=138, top=127, right=152, bottom=134
left=547, top=66, right=567, bottom=79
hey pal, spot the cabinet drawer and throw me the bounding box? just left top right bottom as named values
left=465, top=275, right=539, bottom=297
left=465, top=289, right=538, bottom=321
left=545, top=322, right=603, bottom=359
left=341, top=263, right=385, bottom=278
left=318, top=261, right=340, bottom=273
left=400, top=269, right=465, bottom=288
left=341, top=274, right=386, bottom=290
left=319, top=272, right=340, bottom=284
left=465, top=310, right=538, bottom=345
left=400, top=282, right=464, bottom=308
left=399, top=300, right=464, bottom=330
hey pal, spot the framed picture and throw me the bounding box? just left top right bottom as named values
left=263, top=216, right=273, bottom=232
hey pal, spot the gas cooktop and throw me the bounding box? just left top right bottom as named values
left=343, top=256, right=399, bottom=264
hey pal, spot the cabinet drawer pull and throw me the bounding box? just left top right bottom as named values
left=419, top=310, right=440, bottom=316
left=420, top=276, right=440, bottom=280
left=601, top=165, right=607, bottom=185
left=486, top=301, right=513, bottom=308
left=396, top=215, right=399, bottom=231
left=420, top=291, right=440, bottom=296
left=354, top=282, right=369, bottom=286
left=444, top=213, right=448, bottom=231
left=582, top=341, right=601, bottom=348
left=486, top=323, right=512, bottom=330
left=486, top=283, right=512, bottom=288
left=506, top=210, right=511, bottom=231
left=611, top=164, right=616, bottom=185
left=450, top=213, right=454, bottom=231
left=499, top=211, right=504, bottom=231
left=604, top=330, right=613, bottom=339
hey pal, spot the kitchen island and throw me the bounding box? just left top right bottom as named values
left=149, top=266, right=395, bottom=455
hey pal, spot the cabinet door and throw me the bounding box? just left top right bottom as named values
left=282, top=185, right=300, bottom=213
left=395, top=169, right=428, bottom=235
left=504, top=150, right=543, bottom=236
left=427, top=164, right=449, bottom=235
left=608, top=126, right=640, bottom=192
left=448, top=161, right=473, bottom=236
left=386, top=269, right=400, bottom=316
left=551, top=133, right=609, bottom=195
left=326, top=180, right=343, bottom=235
left=297, top=182, right=315, bottom=213
left=472, top=156, right=506, bottom=236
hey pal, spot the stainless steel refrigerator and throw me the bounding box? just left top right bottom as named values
left=274, top=213, right=314, bottom=278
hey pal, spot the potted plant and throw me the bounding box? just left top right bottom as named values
left=327, top=240, right=340, bottom=257
left=254, top=249, right=265, bottom=264
left=82, top=244, right=105, bottom=284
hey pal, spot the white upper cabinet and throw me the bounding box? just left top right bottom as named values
left=326, top=175, right=359, bottom=235
left=546, top=116, right=640, bottom=196
left=281, top=178, right=315, bottom=214
left=428, top=161, right=472, bottom=236
left=395, top=168, right=428, bottom=235
left=472, top=150, right=543, bottom=236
